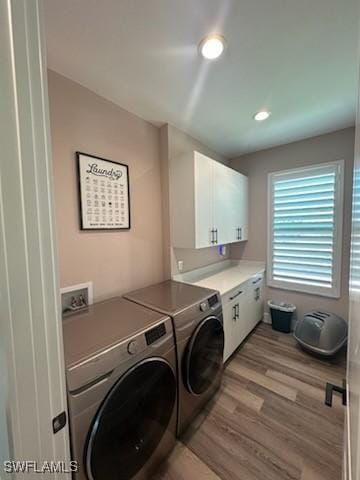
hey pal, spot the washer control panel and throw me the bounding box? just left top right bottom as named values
left=199, top=293, right=220, bottom=312
left=125, top=322, right=168, bottom=357
left=208, top=294, right=219, bottom=308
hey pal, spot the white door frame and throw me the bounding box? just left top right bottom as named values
left=343, top=24, right=360, bottom=477
left=0, top=0, right=70, bottom=476
left=344, top=67, right=360, bottom=480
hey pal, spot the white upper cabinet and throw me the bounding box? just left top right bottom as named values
left=213, top=160, right=236, bottom=245
left=214, top=163, right=248, bottom=244
left=194, top=152, right=214, bottom=248
left=169, top=151, right=248, bottom=249
left=237, top=172, right=249, bottom=241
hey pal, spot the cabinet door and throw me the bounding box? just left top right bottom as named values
left=223, top=298, right=238, bottom=362
left=242, top=274, right=264, bottom=337
left=232, top=286, right=251, bottom=346
left=213, top=166, right=249, bottom=245
left=250, top=274, right=264, bottom=325
left=194, top=152, right=214, bottom=248
left=213, top=162, right=238, bottom=245
left=236, top=173, right=248, bottom=242
left=222, top=286, right=248, bottom=361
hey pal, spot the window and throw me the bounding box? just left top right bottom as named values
left=267, top=161, right=344, bottom=298
left=350, top=166, right=360, bottom=292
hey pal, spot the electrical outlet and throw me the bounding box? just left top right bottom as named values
left=60, top=282, right=93, bottom=316
left=177, top=260, right=184, bottom=272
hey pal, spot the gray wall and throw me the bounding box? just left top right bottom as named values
left=48, top=70, right=165, bottom=300
left=230, top=127, right=355, bottom=321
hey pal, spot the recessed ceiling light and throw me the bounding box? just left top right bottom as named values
left=254, top=110, right=271, bottom=121
left=199, top=35, right=226, bottom=60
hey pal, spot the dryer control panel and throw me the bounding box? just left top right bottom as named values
left=145, top=323, right=166, bottom=345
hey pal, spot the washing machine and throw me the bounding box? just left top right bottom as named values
left=62, top=297, right=177, bottom=480
left=124, top=280, right=224, bottom=436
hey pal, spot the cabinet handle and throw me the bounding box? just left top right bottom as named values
left=210, top=229, right=215, bottom=244
left=232, top=305, right=237, bottom=321
left=215, top=229, right=218, bottom=244
left=252, top=277, right=262, bottom=284
left=235, top=303, right=239, bottom=319
left=229, top=290, right=243, bottom=301
left=325, top=380, right=346, bottom=407
left=239, top=227, right=242, bottom=240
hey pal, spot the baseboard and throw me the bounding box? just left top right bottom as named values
left=263, top=312, right=271, bottom=324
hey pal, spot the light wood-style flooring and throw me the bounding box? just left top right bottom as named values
left=155, top=323, right=346, bottom=480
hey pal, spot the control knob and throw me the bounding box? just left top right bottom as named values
left=127, top=340, right=138, bottom=355
left=199, top=302, right=208, bottom=312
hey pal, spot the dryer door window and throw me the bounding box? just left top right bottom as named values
left=184, top=316, right=224, bottom=395
left=85, top=358, right=176, bottom=480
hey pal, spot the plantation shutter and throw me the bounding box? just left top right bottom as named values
left=351, top=166, right=360, bottom=290
left=268, top=162, right=343, bottom=297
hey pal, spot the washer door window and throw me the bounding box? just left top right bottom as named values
left=184, top=316, right=224, bottom=395
left=86, top=358, right=176, bottom=480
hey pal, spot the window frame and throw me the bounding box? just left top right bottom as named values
left=267, top=160, right=345, bottom=298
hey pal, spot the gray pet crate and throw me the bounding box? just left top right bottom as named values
left=294, top=311, right=347, bottom=357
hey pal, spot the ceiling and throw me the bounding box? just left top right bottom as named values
left=44, top=0, right=358, bottom=157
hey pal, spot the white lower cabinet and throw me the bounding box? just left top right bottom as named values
left=249, top=274, right=264, bottom=327
left=223, top=287, right=248, bottom=361
left=223, top=272, right=264, bottom=362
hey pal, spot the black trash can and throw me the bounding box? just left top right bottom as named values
left=268, top=300, right=296, bottom=333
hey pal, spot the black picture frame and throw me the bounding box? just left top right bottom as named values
left=76, top=151, right=131, bottom=231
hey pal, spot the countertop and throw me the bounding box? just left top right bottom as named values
left=173, top=260, right=266, bottom=296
